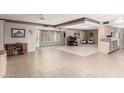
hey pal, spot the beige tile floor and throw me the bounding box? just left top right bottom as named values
left=5, top=46, right=124, bottom=78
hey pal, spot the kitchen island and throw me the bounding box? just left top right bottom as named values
left=100, top=39, right=119, bottom=54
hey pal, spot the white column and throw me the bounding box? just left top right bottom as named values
left=98, top=23, right=106, bottom=52
left=0, top=20, right=5, bottom=50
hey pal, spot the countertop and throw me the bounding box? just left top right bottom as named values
left=100, top=38, right=118, bottom=42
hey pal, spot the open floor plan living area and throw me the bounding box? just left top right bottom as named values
left=1, top=14, right=124, bottom=78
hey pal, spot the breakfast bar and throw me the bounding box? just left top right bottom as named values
left=100, top=39, right=119, bottom=54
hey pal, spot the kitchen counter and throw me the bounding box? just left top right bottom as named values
left=100, top=39, right=119, bottom=54
left=100, top=38, right=117, bottom=42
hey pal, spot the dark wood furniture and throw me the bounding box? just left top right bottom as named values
left=4, top=44, right=15, bottom=56
left=67, top=36, right=78, bottom=46
left=5, top=43, right=27, bottom=56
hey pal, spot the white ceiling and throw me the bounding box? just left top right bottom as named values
left=61, top=21, right=99, bottom=30
left=1, top=14, right=124, bottom=29
left=0, top=14, right=124, bottom=25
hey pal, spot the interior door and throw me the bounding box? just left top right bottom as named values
left=34, top=30, right=40, bottom=48
left=27, top=29, right=40, bottom=52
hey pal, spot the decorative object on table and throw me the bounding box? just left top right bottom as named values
left=11, top=28, right=25, bottom=38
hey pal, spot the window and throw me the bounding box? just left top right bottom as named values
left=56, top=32, right=61, bottom=41
left=41, top=30, right=61, bottom=42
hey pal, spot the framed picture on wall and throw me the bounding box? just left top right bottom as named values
left=11, top=28, right=25, bottom=38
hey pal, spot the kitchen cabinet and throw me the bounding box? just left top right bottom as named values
left=100, top=40, right=119, bottom=54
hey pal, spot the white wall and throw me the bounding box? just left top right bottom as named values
left=40, top=31, right=65, bottom=47
left=119, top=30, right=124, bottom=48
left=0, top=20, right=4, bottom=50
left=117, top=28, right=124, bottom=48
left=4, top=22, right=65, bottom=51
left=4, top=22, right=42, bottom=52
left=66, top=30, right=76, bottom=37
